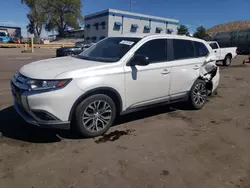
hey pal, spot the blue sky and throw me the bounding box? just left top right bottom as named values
left=0, top=0, right=249, bottom=36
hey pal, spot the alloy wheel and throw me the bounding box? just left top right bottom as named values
left=82, top=100, right=112, bottom=132
left=193, top=83, right=207, bottom=106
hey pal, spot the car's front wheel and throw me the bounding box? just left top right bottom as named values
left=75, top=94, right=116, bottom=137
left=188, top=79, right=207, bottom=110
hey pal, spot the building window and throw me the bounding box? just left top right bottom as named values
left=85, top=24, right=90, bottom=29
left=143, top=26, right=151, bottom=33
left=156, top=27, right=162, bottom=33
left=130, top=24, right=139, bottom=33
left=167, top=29, right=173, bottom=34
left=114, top=22, right=122, bottom=31
left=93, top=23, right=99, bottom=30
left=100, top=21, right=106, bottom=29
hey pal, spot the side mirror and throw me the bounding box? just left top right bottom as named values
left=128, top=54, right=150, bottom=66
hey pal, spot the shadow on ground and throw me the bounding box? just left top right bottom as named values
left=0, top=103, right=187, bottom=143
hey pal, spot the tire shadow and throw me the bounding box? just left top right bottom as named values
left=115, top=102, right=190, bottom=125
left=0, top=103, right=191, bottom=143
left=0, top=106, right=78, bottom=143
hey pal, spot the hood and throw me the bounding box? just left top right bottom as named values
left=20, top=56, right=105, bottom=79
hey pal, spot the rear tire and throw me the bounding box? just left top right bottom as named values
left=188, top=79, right=207, bottom=110
left=74, top=94, right=116, bottom=138
left=223, top=55, right=232, bottom=66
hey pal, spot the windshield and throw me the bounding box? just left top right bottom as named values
left=78, top=37, right=141, bottom=62
left=0, top=32, right=7, bottom=37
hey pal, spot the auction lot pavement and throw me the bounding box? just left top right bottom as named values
left=0, top=48, right=250, bottom=188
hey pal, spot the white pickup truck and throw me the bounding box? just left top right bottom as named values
left=208, top=41, right=237, bottom=66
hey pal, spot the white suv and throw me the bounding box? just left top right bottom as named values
left=11, top=34, right=220, bottom=137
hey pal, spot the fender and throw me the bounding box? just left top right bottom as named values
left=68, top=87, right=123, bottom=122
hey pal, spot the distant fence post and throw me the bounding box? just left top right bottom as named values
left=31, top=37, right=34, bottom=53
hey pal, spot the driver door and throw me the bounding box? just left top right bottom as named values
left=124, top=39, right=172, bottom=109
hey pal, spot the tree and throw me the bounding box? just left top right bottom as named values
left=45, top=0, right=84, bottom=37
left=177, top=25, right=189, bottom=35
left=21, top=0, right=84, bottom=37
left=21, top=0, right=47, bottom=38
left=193, top=26, right=207, bottom=39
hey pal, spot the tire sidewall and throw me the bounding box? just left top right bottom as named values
left=189, top=79, right=207, bottom=109
left=75, top=94, right=116, bottom=138
left=224, top=55, right=232, bottom=66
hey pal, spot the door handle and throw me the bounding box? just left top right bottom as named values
left=193, top=65, right=200, bottom=70
left=161, top=69, right=170, bottom=75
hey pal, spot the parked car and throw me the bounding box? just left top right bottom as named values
left=207, top=41, right=237, bottom=66
left=75, top=41, right=85, bottom=47
left=11, top=34, right=220, bottom=138
left=56, top=43, right=93, bottom=57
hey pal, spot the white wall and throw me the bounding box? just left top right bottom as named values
left=108, top=16, right=177, bottom=36
left=108, top=14, right=123, bottom=35
left=84, top=16, right=109, bottom=43
left=84, top=9, right=179, bottom=43
left=167, top=23, right=178, bottom=34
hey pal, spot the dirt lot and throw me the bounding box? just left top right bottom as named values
left=0, top=48, right=250, bottom=188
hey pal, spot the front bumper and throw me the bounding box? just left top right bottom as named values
left=14, top=102, right=70, bottom=129
left=11, top=77, right=83, bottom=130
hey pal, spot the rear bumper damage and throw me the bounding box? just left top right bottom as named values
left=200, top=62, right=220, bottom=94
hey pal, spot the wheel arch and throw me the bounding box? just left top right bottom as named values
left=225, top=53, right=232, bottom=59
left=68, top=87, right=123, bottom=122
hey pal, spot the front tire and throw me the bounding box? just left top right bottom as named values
left=188, top=79, right=207, bottom=110
left=223, top=55, right=232, bottom=66
left=75, top=94, right=116, bottom=138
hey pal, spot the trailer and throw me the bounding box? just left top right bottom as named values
left=211, top=29, right=250, bottom=54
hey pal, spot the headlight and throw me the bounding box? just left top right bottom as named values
left=28, top=79, right=71, bottom=91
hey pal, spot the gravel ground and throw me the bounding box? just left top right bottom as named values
left=0, top=48, right=250, bottom=188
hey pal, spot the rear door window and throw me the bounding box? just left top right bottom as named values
left=194, top=41, right=209, bottom=57
left=173, top=39, right=196, bottom=60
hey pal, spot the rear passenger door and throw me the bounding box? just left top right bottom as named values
left=168, top=39, right=202, bottom=97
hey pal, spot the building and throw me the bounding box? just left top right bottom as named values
left=84, top=9, right=179, bottom=43
left=63, top=28, right=84, bottom=38
left=0, top=26, right=21, bottom=40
